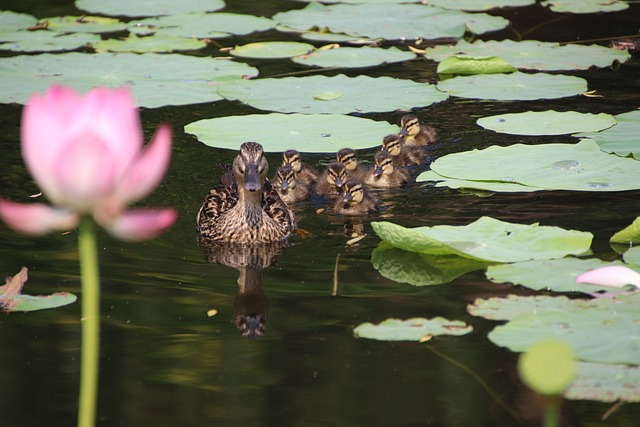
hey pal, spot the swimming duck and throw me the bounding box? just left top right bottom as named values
left=282, top=149, right=318, bottom=186
left=399, top=113, right=437, bottom=146
left=316, top=162, right=348, bottom=196
left=333, top=180, right=379, bottom=216
left=336, top=148, right=369, bottom=181
left=365, top=150, right=410, bottom=188
left=381, top=134, right=427, bottom=167
left=273, top=164, right=310, bottom=204
left=197, top=142, right=296, bottom=244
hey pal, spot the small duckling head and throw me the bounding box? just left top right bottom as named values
left=382, top=134, right=402, bottom=157
left=374, top=151, right=395, bottom=177
left=274, top=165, right=297, bottom=191
left=326, top=162, right=347, bottom=189
left=235, top=141, right=268, bottom=192
left=282, top=149, right=302, bottom=173
left=341, top=180, right=365, bottom=206
left=399, top=114, right=420, bottom=137
left=336, top=148, right=358, bottom=172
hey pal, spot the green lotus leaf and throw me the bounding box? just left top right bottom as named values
left=129, top=12, right=275, bottom=38
left=371, top=242, right=492, bottom=286
left=94, top=33, right=206, bottom=53
left=298, top=30, right=373, bottom=43
left=541, top=0, right=629, bottom=14
left=437, top=71, right=587, bottom=100
left=371, top=217, right=592, bottom=263
left=292, top=46, right=415, bottom=69
left=468, top=295, right=593, bottom=321
left=43, top=15, right=128, bottom=33
left=477, top=110, right=616, bottom=136
left=354, top=317, right=473, bottom=341
left=0, top=31, right=100, bottom=52
left=230, top=41, right=314, bottom=59
left=428, top=0, right=535, bottom=11
left=75, top=0, right=225, bottom=17
left=185, top=113, right=398, bottom=152
left=0, top=11, right=38, bottom=33
left=0, top=52, right=258, bottom=108
left=420, top=139, right=640, bottom=192
left=217, top=74, right=447, bottom=114
left=437, top=55, right=517, bottom=75
left=611, top=216, right=640, bottom=245
left=623, top=246, right=640, bottom=265
left=518, top=340, right=576, bottom=396
left=566, top=362, right=640, bottom=402
left=0, top=267, right=77, bottom=312
left=575, top=110, right=640, bottom=159
left=273, top=2, right=508, bottom=40
left=418, top=170, right=539, bottom=192
left=425, top=40, right=630, bottom=71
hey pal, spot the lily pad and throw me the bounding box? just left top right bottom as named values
left=230, top=41, right=314, bottom=59
left=43, top=15, right=128, bottom=33
left=468, top=294, right=594, bottom=321
left=354, top=317, right=473, bottom=341
left=75, top=0, right=225, bottom=17
left=623, top=246, right=640, bottom=265
left=297, top=31, right=373, bottom=43
left=427, top=0, right=536, bottom=11
left=371, top=242, right=492, bottom=286
left=566, top=362, right=640, bottom=402
left=0, top=267, right=77, bottom=312
left=541, top=0, right=629, bottom=14
left=0, top=52, right=258, bottom=108
left=185, top=113, right=398, bottom=152
left=418, top=170, right=539, bottom=192
left=425, top=40, right=630, bottom=71
left=292, top=46, right=415, bottom=69
left=610, top=216, right=640, bottom=245
left=575, top=110, right=640, bottom=159
left=437, top=71, right=587, bottom=100
left=94, top=33, right=207, bottom=53
left=0, top=11, right=38, bottom=33
left=371, top=217, right=592, bottom=263
left=518, top=340, right=576, bottom=396
left=0, top=31, right=100, bottom=52
left=217, top=74, right=448, bottom=114
left=419, top=139, right=640, bottom=192
left=477, top=110, right=616, bottom=136
left=437, top=55, right=517, bottom=75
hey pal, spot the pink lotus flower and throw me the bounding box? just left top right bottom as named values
left=0, top=85, right=176, bottom=240
left=576, top=265, right=640, bottom=288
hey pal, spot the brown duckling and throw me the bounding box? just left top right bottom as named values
left=333, top=180, right=379, bottom=216
left=381, top=134, right=427, bottom=167
left=336, top=148, right=369, bottom=181
left=399, top=113, right=437, bottom=146
left=365, top=150, right=410, bottom=188
left=282, top=149, right=318, bottom=186
left=273, top=164, right=309, bottom=204
left=316, top=162, right=348, bottom=196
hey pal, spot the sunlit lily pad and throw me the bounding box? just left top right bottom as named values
left=44, top=15, right=128, bottom=33
left=230, top=41, right=314, bottom=59
left=419, top=139, right=640, bottom=192
left=0, top=11, right=38, bottom=33
left=273, top=2, right=508, bottom=40
left=437, top=71, right=587, bottom=100
left=292, top=46, right=415, bottom=68
left=567, top=362, right=640, bottom=402
left=575, top=110, right=640, bottom=159
left=469, top=295, right=592, bottom=321
left=611, top=216, right=640, bottom=245
left=371, top=217, right=592, bottom=263
left=185, top=113, right=398, bottom=152
left=425, top=40, right=630, bottom=71
left=354, top=317, right=473, bottom=341
left=0, top=52, right=257, bottom=108
left=297, top=30, right=373, bottom=43
left=428, top=0, right=535, bottom=11
left=0, top=267, right=77, bottom=312
left=94, top=33, right=206, bottom=53
left=437, top=55, right=517, bottom=75
left=0, top=31, right=99, bottom=52
left=129, top=12, right=275, bottom=38
left=624, top=247, right=640, bottom=265
left=541, top=0, right=629, bottom=14
left=477, top=111, right=616, bottom=136
left=371, top=242, right=492, bottom=286
left=418, top=170, right=539, bottom=192
left=76, top=0, right=225, bottom=17
left=217, top=74, right=447, bottom=114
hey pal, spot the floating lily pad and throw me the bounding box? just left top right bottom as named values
left=418, top=170, right=539, bottom=192
left=185, top=113, right=398, bottom=152
left=217, top=74, right=447, bottom=114
left=437, top=71, right=587, bottom=100
left=230, top=41, right=314, bottom=59
left=76, top=0, right=225, bottom=17
left=623, top=247, right=640, bottom=265
left=292, top=46, right=415, bottom=68
left=611, top=216, right=640, bottom=245
left=0, top=31, right=100, bottom=52
left=0, top=52, right=257, bottom=108
left=437, top=55, right=517, bottom=75
left=0, top=267, right=77, bottom=312
left=419, top=139, right=640, bottom=192
left=371, top=242, right=492, bottom=286
left=0, top=11, right=38, bottom=33
left=468, top=294, right=592, bottom=321
left=425, top=40, right=630, bottom=71
left=354, top=317, right=473, bottom=341
left=44, top=15, right=128, bottom=33
left=567, top=362, right=640, bottom=402
left=575, top=110, right=640, bottom=159
left=297, top=30, right=373, bottom=43
left=129, top=12, right=275, bottom=38
left=518, top=340, right=576, bottom=396
left=428, top=0, right=535, bottom=11
left=273, top=2, right=508, bottom=41
left=477, top=111, right=616, bottom=136
left=94, top=33, right=206, bottom=53
left=371, top=217, right=592, bottom=263
left=541, top=0, right=629, bottom=14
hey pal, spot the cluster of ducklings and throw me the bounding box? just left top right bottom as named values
left=272, top=113, right=437, bottom=216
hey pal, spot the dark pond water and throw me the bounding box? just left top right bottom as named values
left=1, top=1, right=640, bottom=426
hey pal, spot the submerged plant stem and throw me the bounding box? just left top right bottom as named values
left=78, top=217, right=100, bottom=427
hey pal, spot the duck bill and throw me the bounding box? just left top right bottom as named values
left=373, top=166, right=383, bottom=177
left=334, top=177, right=344, bottom=188
left=398, top=128, right=408, bottom=137
left=280, top=180, right=289, bottom=191
left=244, top=164, right=261, bottom=192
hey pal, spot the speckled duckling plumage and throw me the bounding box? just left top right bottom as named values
left=381, top=134, right=427, bottom=167
left=332, top=180, right=379, bottom=216
left=399, top=113, right=437, bottom=146
left=316, top=162, right=348, bottom=196
left=336, top=148, right=369, bottom=182
left=273, top=164, right=310, bottom=204
left=282, top=149, right=318, bottom=187
left=365, top=150, right=410, bottom=188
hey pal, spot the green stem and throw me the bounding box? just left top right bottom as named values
left=78, top=217, right=100, bottom=427
left=543, top=397, right=561, bottom=427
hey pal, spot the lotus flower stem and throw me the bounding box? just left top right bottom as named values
left=77, top=216, right=100, bottom=427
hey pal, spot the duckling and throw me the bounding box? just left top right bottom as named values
left=336, top=148, right=369, bottom=181
left=333, top=180, right=379, bottom=216
left=197, top=142, right=296, bottom=244
left=282, top=149, right=318, bottom=186
left=381, top=134, right=427, bottom=167
left=316, top=162, right=348, bottom=196
left=365, top=150, right=410, bottom=188
left=399, top=113, right=437, bottom=146
left=273, top=164, right=309, bottom=204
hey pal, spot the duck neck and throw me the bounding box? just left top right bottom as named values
left=238, top=185, right=264, bottom=227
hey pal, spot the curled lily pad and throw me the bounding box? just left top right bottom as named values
left=230, top=41, right=314, bottom=59
left=541, top=0, right=629, bottom=14
left=0, top=267, right=77, bottom=312
left=428, top=0, right=535, bottom=11
left=437, top=55, right=516, bottom=75
left=354, top=317, right=473, bottom=341
left=43, top=15, right=128, bottom=33
left=477, top=110, right=616, bottom=136
left=0, top=31, right=100, bottom=52
left=75, top=0, right=225, bottom=17
left=292, top=46, right=416, bottom=69
left=575, top=110, right=640, bottom=159
left=94, top=33, right=206, bottom=53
